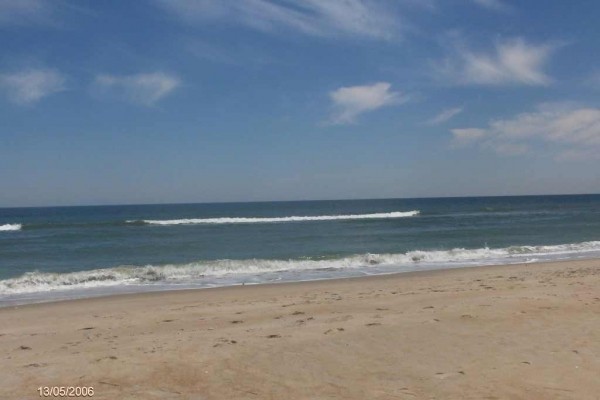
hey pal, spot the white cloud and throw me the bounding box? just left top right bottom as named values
left=451, top=103, right=600, bottom=159
left=329, top=82, right=404, bottom=124
left=0, top=69, right=65, bottom=104
left=487, top=104, right=600, bottom=145
left=94, top=72, right=180, bottom=106
left=156, top=0, right=401, bottom=40
left=436, top=38, right=556, bottom=86
left=451, top=128, right=486, bottom=144
left=428, top=107, right=463, bottom=125
left=470, top=0, right=511, bottom=12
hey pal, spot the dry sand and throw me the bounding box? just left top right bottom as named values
left=1, top=259, right=599, bottom=399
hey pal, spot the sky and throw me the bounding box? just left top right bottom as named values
left=1, top=0, right=599, bottom=207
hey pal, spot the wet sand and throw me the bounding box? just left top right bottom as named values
left=1, top=259, right=599, bottom=399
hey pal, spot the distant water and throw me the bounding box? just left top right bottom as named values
left=1, top=195, right=599, bottom=306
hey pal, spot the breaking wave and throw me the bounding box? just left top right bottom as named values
left=2, top=240, right=599, bottom=295
left=132, top=210, right=421, bottom=225
left=0, top=223, right=21, bottom=232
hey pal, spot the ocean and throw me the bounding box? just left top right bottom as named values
left=1, top=194, right=599, bottom=306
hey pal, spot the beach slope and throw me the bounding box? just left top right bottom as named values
left=1, top=259, right=599, bottom=399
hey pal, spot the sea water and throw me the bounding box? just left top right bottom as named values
left=1, top=195, right=599, bottom=305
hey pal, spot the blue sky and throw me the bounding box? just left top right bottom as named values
left=1, top=0, right=599, bottom=207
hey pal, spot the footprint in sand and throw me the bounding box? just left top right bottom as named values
left=24, top=363, right=47, bottom=368
left=323, top=328, right=345, bottom=334
left=214, top=338, right=237, bottom=347
left=435, top=371, right=465, bottom=379
left=95, top=356, right=118, bottom=362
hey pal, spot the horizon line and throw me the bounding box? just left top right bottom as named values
left=1, top=192, right=598, bottom=210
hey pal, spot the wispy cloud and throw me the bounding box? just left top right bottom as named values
left=94, top=72, right=180, bottom=106
left=0, top=69, right=65, bottom=105
left=328, top=82, right=405, bottom=125
left=428, top=107, right=463, bottom=125
left=436, top=38, right=557, bottom=86
left=451, top=128, right=486, bottom=144
left=470, top=0, right=511, bottom=12
left=451, top=103, right=600, bottom=159
left=587, top=70, right=600, bottom=88
left=156, top=0, right=402, bottom=40
left=0, top=0, right=54, bottom=26
left=555, top=148, right=600, bottom=162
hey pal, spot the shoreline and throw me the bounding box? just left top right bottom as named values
left=3, top=256, right=599, bottom=309
left=1, top=258, right=599, bottom=399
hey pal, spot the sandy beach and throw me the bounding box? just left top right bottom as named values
left=1, top=259, right=599, bottom=399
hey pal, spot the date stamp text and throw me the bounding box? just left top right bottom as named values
left=37, top=387, right=94, bottom=397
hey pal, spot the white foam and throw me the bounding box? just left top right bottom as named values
left=133, top=210, right=420, bottom=225
left=0, top=223, right=21, bottom=232
left=2, top=240, right=599, bottom=296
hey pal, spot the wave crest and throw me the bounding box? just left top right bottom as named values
left=2, top=240, right=600, bottom=295
left=0, top=223, right=22, bottom=232
left=132, top=210, right=420, bottom=226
